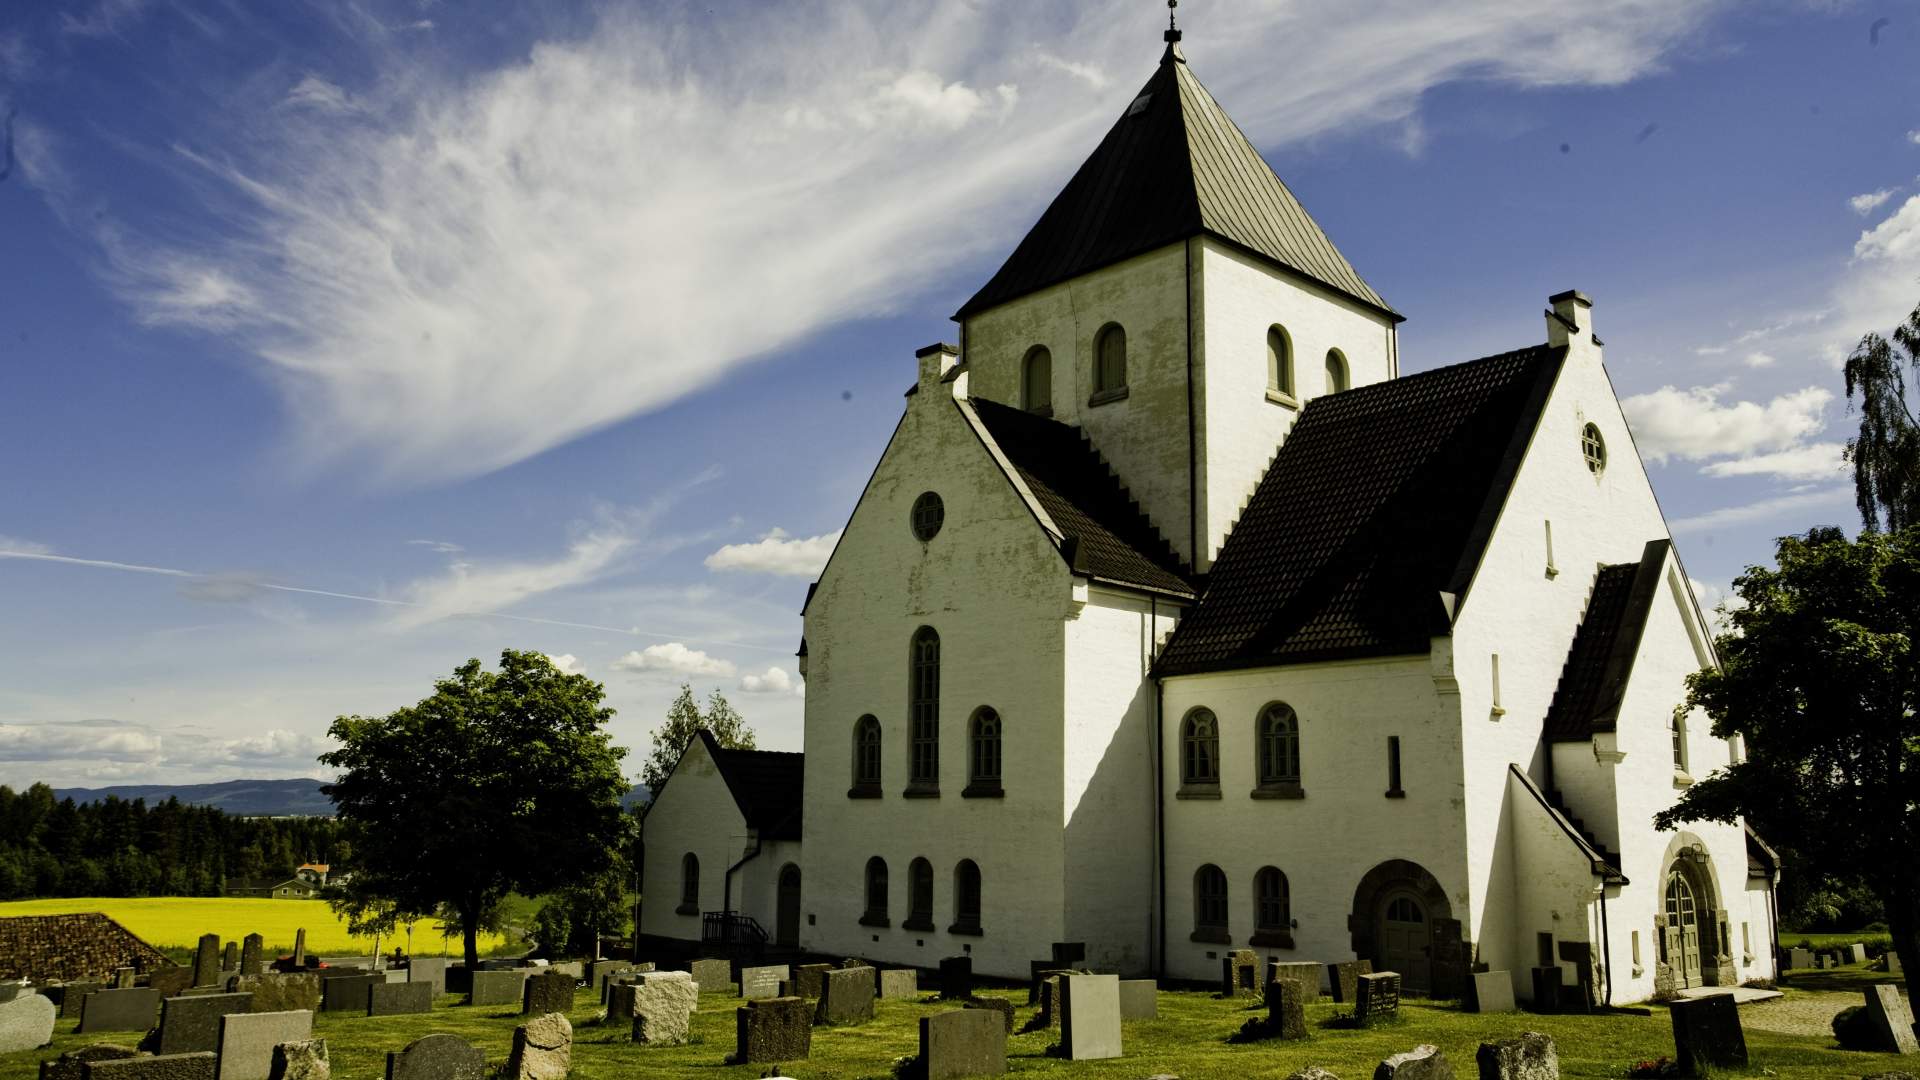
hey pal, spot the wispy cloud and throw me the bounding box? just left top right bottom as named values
left=612, top=643, right=735, bottom=679
left=705, top=528, right=839, bottom=578
left=60, top=0, right=150, bottom=38
left=1850, top=188, right=1898, bottom=215
left=283, top=75, right=362, bottom=116
left=1668, top=487, right=1853, bottom=535
left=1698, top=441, right=1847, bottom=481
left=407, top=539, right=463, bottom=554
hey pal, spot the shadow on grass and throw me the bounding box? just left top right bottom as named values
left=1782, top=965, right=1901, bottom=995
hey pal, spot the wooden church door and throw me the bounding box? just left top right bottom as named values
left=1664, top=872, right=1702, bottom=988
left=776, top=865, right=802, bottom=947
left=1379, top=891, right=1432, bottom=992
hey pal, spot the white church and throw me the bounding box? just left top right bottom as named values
left=641, top=26, right=1779, bottom=1007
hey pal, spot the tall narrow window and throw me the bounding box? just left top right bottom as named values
left=1181, top=708, right=1220, bottom=791
left=966, top=707, right=1002, bottom=796
left=906, top=857, right=934, bottom=930
left=1544, top=519, right=1559, bottom=578
left=1256, top=703, right=1300, bottom=790
left=850, top=715, right=882, bottom=797
left=1094, top=324, right=1128, bottom=396
left=677, top=853, right=700, bottom=914
left=1490, top=654, right=1506, bottom=718
left=1324, top=348, right=1348, bottom=394
left=1267, top=326, right=1294, bottom=397
left=1386, top=736, right=1405, bottom=797
left=1672, top=714, right=1689, bottom=774
left=951, top=860, right=982, bottom=934
left=908, top=627, right=940, bottom=794
left=1192, top=864, right=1229, bottom=942
left=1023, top=346, right=1053, bottom=414
left=1252, top=866, right=1291, bottom=946
left=861, top=857, right=889, bottom=926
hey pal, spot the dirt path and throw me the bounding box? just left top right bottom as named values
left=1743, top=988, right=1910, bottom=1038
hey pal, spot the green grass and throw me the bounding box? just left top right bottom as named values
left=3, top=983, right=1909, bottom=1080
left=1780, top=931, right=1894, bottom=952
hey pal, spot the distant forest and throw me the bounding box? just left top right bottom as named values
left=0, top=783, right=347, bottom=900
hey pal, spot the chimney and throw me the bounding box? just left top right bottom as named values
left=916, top=341, right=963, bottom=397
left=1546, top=290, right=1594, bottom=350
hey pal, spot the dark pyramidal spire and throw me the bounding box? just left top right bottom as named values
left=955, top=10, right=1393, bottom=320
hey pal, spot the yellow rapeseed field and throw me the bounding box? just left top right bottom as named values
left=0, top=897, right=506, bottom=956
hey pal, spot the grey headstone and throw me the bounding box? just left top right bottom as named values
left=384, top=1034, right=486, bottom=1080
left=319, top=974, right=378, bottom=1014
left=368, top=982, right=433, bottom=1016
left=381, top=970, right=407, bottom=985
left=406, top=958, right=447, bottom=997
left=1888, top=952, right=1904, bottom=976
left=1471, top=970, right=1517, bottom=1014
left=689, top=958, right=732, bottom=995
left=1118, top=979, right=1157, bottom=1020
left=920, top=1007, right=1006, bottom=1080
left=587, top=960, right=624, bottom=995
left=630, top=977, right=698, bottom=1046
left=1850, top=944, right=1871, bottom=965
left=1356, top=972, right=1401, bottom=1023
left=116, top=969, right=137, bottom=990
left=792, top=963, right=833, bottom=999
left=0, top=992, right=56, bottom=1053
left=1263, top=979, right=1308, bottom=1041
left=158, top=993, right=253, bottom=1055
left=1221, top=949, right=1259, bottom=997
left=268, top=1039, right=328, bottom=1080
left=1788, top=947, right=1813, bottom=970
left=879, top=969, right=918, bottom=1000
left=193, top=937, right=221, bottom=989
left=79, top=988, right=162, bottom=1034
left=507, top=1013, right=570, bottom=1080
left=1375, top=1044, right=1453, bottom=1078
left=546, top=962, right=584, bottom=981
left=467, top=970, right=528, bottom=1008
left=741, top=965, right=788, bottom=1000
left=62, top=980, right=104, bottom=1019
left=222, top=945, right=239, bottom=973
left=1268, top=962, right=1323, bottom=1003
left=1864, top=985, right=1920, bottom=1054
left=1668, top=993, right=1747, bottom=1073
left=1059, top=973, right=1122, bottom=1061
left=149, top=969, right=193, bottom=999
left=937, top=958, right=972, bottom=1001
left=239, top=936, right=264, bottom=978
left=1475, top=1031, right=1557, bottom=1080
left=215, top=1010, right=314, bottom=1080
left=227, top=974, right=319, bottom=1015
left=0, top=979, right=26, bottom=1004
left=814, top=967, right=875, bottom=1025
left=39, top=1042, right=142, bottom=1080
left=290, top=930, right=306, bottom=970
left=1330, top=959, right=1372, bottom=1004
left=85, top=1054, right=216, bottom=1080
left=734, top=997, right=810, bottom=1064
left=521, top=971, right=573, bottom=1016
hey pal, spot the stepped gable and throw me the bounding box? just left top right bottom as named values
left=955, top=43, right=1393, bottom=320
left=700, top=730, right=804, bottom=841
left=0, top=913, right=168, bottom=983
left=967, top=396, right=1197, bottom=599
left=1544, top=540, right=1669, bottom=742
left=1156, top=343, right=1566, bottom=676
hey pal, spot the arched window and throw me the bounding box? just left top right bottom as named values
left=1023, top=347, right=1053, bottom=414
left=1325, top=348, right=1349, bottom=394
left=1094, top=324, right=1128, bottom=395
left=1267, top=326, right=1294, bottom=397
left=904, top=857, right=934, bottom=929
left=677, top=853, right=700, bottom=914
left=966, top=707, right=1002, bottom=795
left=1253, top=866, right=1292, bottom=946
left=951, top=859, right=982, bottom=934
left=1257, top=703, right=1301, bottom=789
left=850, top=715, right=882, bottom=796
left=908, top=628, right=940, bottom=792
left=861, top=856, right=889, bottom=926
left=1181, top=708, right=1220, bottom=789
left=1193, top=864, right=1228, bottom=942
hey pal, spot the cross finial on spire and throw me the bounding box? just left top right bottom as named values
left=1165, top=0, right=1182, bottom=43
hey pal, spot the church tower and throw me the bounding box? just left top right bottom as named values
left=954, top=26, right=1401, bottom=572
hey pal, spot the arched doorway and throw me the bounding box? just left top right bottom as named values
left=776, top=864, right=801, bottom=947
left=1663, top=871, right=1702, bottom=988
left=1349, top=859, right=1463, bottom=996
left=1379, top=890, right=1432, bottom=991
left=1655, top=836, right=1726, bottom=992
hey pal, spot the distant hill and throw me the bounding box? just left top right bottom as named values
left=50, top=778, right=652, bottom=817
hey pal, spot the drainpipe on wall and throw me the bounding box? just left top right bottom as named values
left=1599, top=888, right=1614, bottom=1007
left=1154, top=672, right=1168, bottom=977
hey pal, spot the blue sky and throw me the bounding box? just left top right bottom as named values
left=3, top=0, right=1916, bottom=788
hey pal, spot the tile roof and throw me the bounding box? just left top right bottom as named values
left=1154, top=344, right=1565, bottom=676
left=1544, top=540, right=1668, bottom=742
left=967, top=397, right=1196, bottom=598
left=699, top=729, right=804, bottom=841
left=955, top=47, right=1393, bottom=321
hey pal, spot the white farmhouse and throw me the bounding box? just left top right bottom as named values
left=642, top=29, right=1778, bottom=1007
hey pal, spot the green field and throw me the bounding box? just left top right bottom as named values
left=0, top=898, right=507, bottom=957
left=2, top=981, right=1908, bottom=1080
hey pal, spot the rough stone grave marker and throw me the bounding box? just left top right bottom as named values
left=1375, top=1044, right=1451, bottom=1079
left=0, top=992, right=56, bottom=1053
left=228, top=974, right=319, bottom=1014
left=1669, top=993, right=1748, bottom=1073
left=1328, top=960, right=1372, bottom=1005
left=221, top=945, right=239, bottom=973
left=1355, top=972, right=1401, bottom=1023
left=587, top=962, right=625, bottom=998
left=467, top=971, right=527, bottom=1008
left=630, top=975, right=698, bottom=1046
left=815, top=967, right=875, bottom=1025
left=239, top=936, right=263, bottom=978
left=734, top=997, right=810, bottom=1064
left=920, top=1007, right=1006, bottom=1080
left=290, top=931, right=306, bottom=970
left=507, top=1013, right=570, bottom=1080
left=192, top=938, right=221, bottom=989
left=268, top=1039, right=328, bottom=1080
left=1060, top=973, right=1122, bottom=1060
left=383, top=1034, right=485, bottom=1080
left=1261, top=979, right=1308, bottom=1041
left=406, top=958, right=447, bottom=997
left=1862, top=984, right=1919, bottom=1054
left=1471, top=970, right=1517, bottom=1014
left=792, top=963, right=834, bottom=1000
left=1117, top=979, right=1157, bottom=1021
left=62, top=981, right=104, bottom=1019
left=520, top=971, right=573, bottom=1016
left=546, top=961, right=584, bottom=981
left=79, top=988, right=161, bottom=1034
left=158, top=993, right=252, bottom=1055
left=368, top=982, right=433, bottom=1016
left=85, top=1053, right=216, bottom=1080
left=215, top=1010, right=313, bottom=1080
left=1887, top=951, right=1903, bottom=976
left=879, top=969, right=918, bottom=1000
left=149, top=969, right=193, bottom=999
left=740, top=965, right=787, bottom=1001
left=1476, top=1031, right=1557, bottom=1080
left=1788, top=947, right=1813, bottom=970
left=938, top=957, right=972, bottom=1001
left=1221, top=949, right=1259, bottom=997
left=38, top=1042, right=141, bottom=1080
left=1268, top=962, right=1323, bottom=1004
left=116, top=969, right=136, bottom=990
left=319, top=974, right=379, bottom=1014
left=689, top=958, right=732, bottom=995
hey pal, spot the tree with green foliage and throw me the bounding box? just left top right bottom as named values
left=1655, top=526, right=1919, bottom=1004
left=320, top=649, right=630, bottom=966
left=637, top=684, right=756, bottom=796
left=1844, top=299, right=1920, bottom=532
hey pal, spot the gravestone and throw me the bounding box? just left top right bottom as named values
left=1375, top=1044, right=1452, bottom=1079
left=1355, top=972, right=1401, bottom=1023
left=1475, top=1031, right=1557, bottom=1080
left=0, top=992, right=56, bottom=1053
left=1262, top=978, right=1308, bottom=1041
left=521, top=971, right=573, bottom=1016
left=506, top=1013, right=570, bottom=1080
left=406, top=958, right=447, bottom=997
left=62, top=980, right=105, bottom=1019
left=215, top=1010, right=314, bottom=1080
left=792, top=963, right=834, bottom=1000
left=268, top=1039, right=328, bottom=1080
left=468, top=971, right=528, bottom=1008
left=228, top=974, right=319, bottom=1014
left=116, top=969, right=137, bottom=990
left=239, top=936, right=263, bottom=978
left=1118, top=980, right=1157, bottom=1021
left=368, top=982, right=433, bottom=1016
left=1470, top=971, right=1516, bottom=1014
left=546, top=961, right=584, bottom=981
left=149, top=969, right=193, bottom=999
left=383, top=1034, right=486, bottom=1080
left=158, top=993, right=252, bottom=1055
left=1888, top=952, right=1904, bottom=976
left=1050, top=943, right=1086, bottom=966
left=382, top=970, right=408, bottom=985
left=1268, top=962, right=1323, bottom=1004
left=630, top=977, right=697, bottom=1046
left=222, top=945, right=239, bottom=973
left=79, top=988, right=162, bottom=1034
left=920, top=1007, right=1006, bottom=1080
left=1060, top=974, right=1122, bottom=1060
left=319, top=974, right=378, bottom=1014
left=1034, top=976, right=1065, bottom=1030
left=815, top=967, right=875, bottom=1025
left=938, top=957, right=972, bottom=1001
left=689, top=958, right=732, bottom=995
left=740, top=965, right=788, bottom=1000
left=1329, top=959, right=1372, bottom=1004
left=1788, top=947, right=1813, bottom=970
left=85, top=1054, right=217, bottom=1080
left=962, top=997, right=1013, bottom=1034
left=606, top=982, right=638, bottom=1024
left=587, top=962, right=625, bottom=998
left=38, top=1042, right=141, bottom=1080
left=880, top=969, right=918, bottom=1000
left=0, top=980, right=23, bottom=1004
left=1850, top=944, right=1871, bottom=965
left=1528, top=967, right=1561, bottom=1013
left=1668, top=993, right=1748, bottom=1073
left=1863, top=985, right=1920, bottom=1054
left=193, top=938, right=221, bottom=989
left=290, top=931, right=306, bottom=971
left=734, top=997, right=810, bottom=1064
left=1221, top=949, right=1259, bottom=997
left=598, top=972, right=636, bottom=1006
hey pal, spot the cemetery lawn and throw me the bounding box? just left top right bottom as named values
left=6, top=984, right=1909, bottom=1080
left=0, top=898, right=508, bottom=958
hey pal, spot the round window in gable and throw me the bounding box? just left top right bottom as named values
left=1581, top=422, right=1607, bottom=474
left=911, top=492, right=945, bottom=541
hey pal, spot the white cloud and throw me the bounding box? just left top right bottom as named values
left=209, top=728, right=330, bottom=765
left=1908, top=129, right=1920, bottom=146
left=1742, top=351, right=1776, bottom=369
left=0, top=719, right=164, bottom=762
left=1699, top=441, right=1848, bottom=481
left=1854, top=194, right=1920, bottom=262
left=739, top=666, right=803, bottom=696
left=1668, top=487, right=1854, bottom=536
left=389, top=515, right=642, bottom=631
left=705, top=528, right=840, bottom=578
left=1035, top=52, right=1109, bottom=90
left=0, top=535, right=53, bottom=556
left=61, top=0, right=149, bottom=38
left=1620, top=383, right=1832, bottom=465
left=612, top=643, right=736, bottom=678
left=283, top=75, right=362, bottom=116
left=407, top=539, right=463, bottom=554
left=1850, top=188, right=1897, bottom=215
left=545, top=653, right=584, bottom=675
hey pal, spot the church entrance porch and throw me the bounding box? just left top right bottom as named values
left=1379, top=891, right=1432, bottom=991
left=1349, top=859, right=1467, bottom=997
left=1653, top=836, right=1734, bottom=995
left=777, top=864, right=802, bottom=948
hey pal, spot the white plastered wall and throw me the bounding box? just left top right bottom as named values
left=640, top=736, right=750, bottom=944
